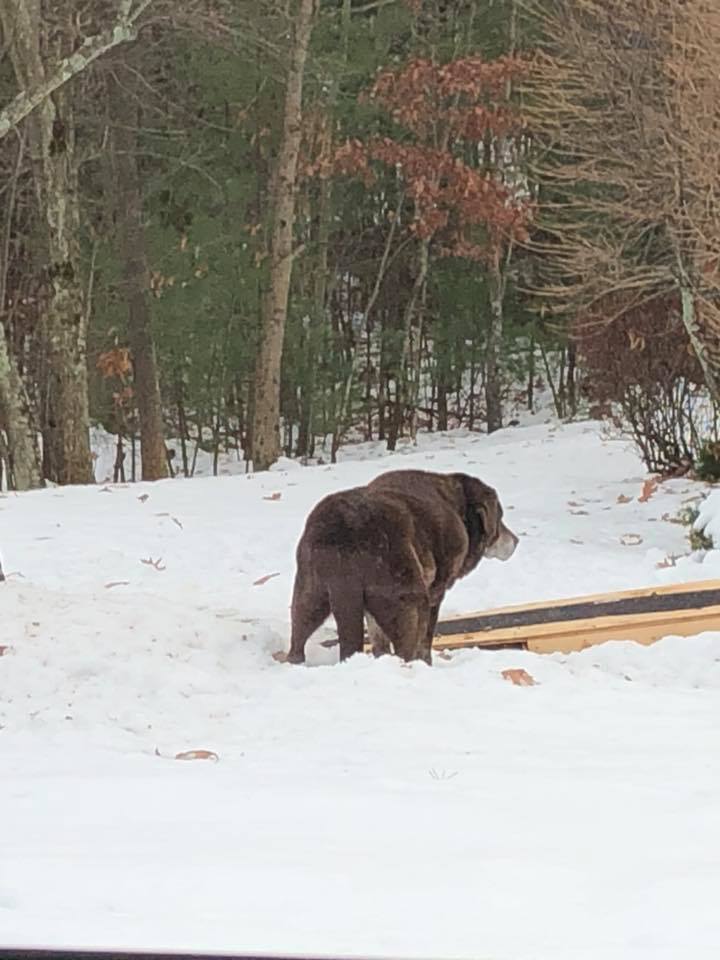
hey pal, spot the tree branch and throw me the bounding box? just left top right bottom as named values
left=0, top=0, right=155, bottom=142
left=350, top=0, right=399, bottom=15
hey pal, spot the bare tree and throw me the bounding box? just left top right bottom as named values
left=108, top=65, right=168, bottom=481
left=251, top=0, right=317, bottom=471
left=525, top=0, right=720, bottom=400
left=0, top=0, right=156, bottom=485
left=0, top=0, right=92, bottom=482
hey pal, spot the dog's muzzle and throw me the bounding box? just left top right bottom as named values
left=485, top=524, right=519, bottom=561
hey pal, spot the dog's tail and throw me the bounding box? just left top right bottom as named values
left=327, top=570, right=365, bottom=660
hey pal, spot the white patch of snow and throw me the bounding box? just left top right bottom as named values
left=1, top=418, right=719, bottom=959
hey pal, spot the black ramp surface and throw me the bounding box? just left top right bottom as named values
left=435, top=586, right=720, bottom=636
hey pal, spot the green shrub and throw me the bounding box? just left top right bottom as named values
left=677, top=502, right=715, bottom=551
left=695, top=441, right=720, bottom=483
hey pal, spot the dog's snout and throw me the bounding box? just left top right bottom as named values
left=485, top=524, right=519, bottom=562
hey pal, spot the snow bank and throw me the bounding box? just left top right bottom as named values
left=1, top=419, right=719, bottom=960
left=696, top=487, right=720, bottom=544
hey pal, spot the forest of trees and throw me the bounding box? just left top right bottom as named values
left=0, top=0, right=719, bottom=490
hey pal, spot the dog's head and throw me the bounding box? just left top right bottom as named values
left=453, top=473, right=518, bottom=571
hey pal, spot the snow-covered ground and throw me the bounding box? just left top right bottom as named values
left=1, top=419, right=719, bottom=960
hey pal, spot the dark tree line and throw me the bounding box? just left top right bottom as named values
left=0, top=0, right=717, bottom=489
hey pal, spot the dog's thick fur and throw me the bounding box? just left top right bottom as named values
left=287, top=469, right=518, bottom=665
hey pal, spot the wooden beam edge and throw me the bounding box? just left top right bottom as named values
left=440, top=578, right=720, bottom=625
left=434, top=607, right=720, bottom=653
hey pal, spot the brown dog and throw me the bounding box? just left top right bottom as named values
left=286, top=469, right=518, bottom=665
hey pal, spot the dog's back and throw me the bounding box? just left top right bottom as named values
left=300, top=487, right=394, bottom=557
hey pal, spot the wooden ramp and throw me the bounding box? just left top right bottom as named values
left=429, top=579, right=720, bottom=655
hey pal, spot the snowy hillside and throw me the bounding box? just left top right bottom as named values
left=1, top=419, right=719, bottom=960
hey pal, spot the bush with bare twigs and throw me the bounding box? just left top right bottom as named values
left=574, top=295, right=719, bottom=474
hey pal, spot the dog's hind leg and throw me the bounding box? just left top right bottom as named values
left=328, top=577, right=366, bottom=661
left=287, top=572, right=330, bottom=664
left=366, top=612, right=392, bottom=658
left=365, top=592, right=431, bottom=664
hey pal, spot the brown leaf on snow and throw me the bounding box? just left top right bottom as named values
left=656, top=555, right=678, bottom=569
left=0, top=645, right=9, bottom=657
left=263, top=492, right=282, bottom=501
left=253, top=572, right=280, bottom=586
left=638, top=478, right=659, bottom=503
left=567, top=500, right=584, bottom=507
left=502, top=668, right=537, bottom=687
left=620, top=533, right=644, bottom=546
left=616, top=494, right=632, bottom=504
left=175, top=749, right=219, bottom=762
left=272, top=650, right=289, bottom=662
left=104, top=580, right=130, bottom=589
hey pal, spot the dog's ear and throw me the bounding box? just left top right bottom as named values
left=454, top=473, right=501, bottom=544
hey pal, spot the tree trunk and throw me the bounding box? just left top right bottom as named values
left=0, top=121, right=42, bottom=490
left=40, top=216, right=94, bottom=485
left=678, top=279, right=720, bottom=405
left=437, top=367, right=448, bottom=432
left=484, top=1, right=517, bottom=436
left=389, top=236, right=429, bottom=450
left=251, top=0, right=316, bottom=471
left=175, top=372, right=189, bottom=477
left=567, top=338, right=577, bottom=416
left=1, top=0, right=93, bottom=485
left=485, top=253, right=504, bottom=434
left=297, top=140, right=331, bottom=460
left=387, top=380, right=404, bottom=451
left=527, top=320, right=536, bottom=412
left=0, top=320, right=42, bottom=489
left=109, top=71, right=168, bottom=480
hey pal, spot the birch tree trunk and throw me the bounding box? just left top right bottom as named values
left=485, top=250, right=505, bottom=434
left=0, top=320, right=42, bottom=489
left=1, top=0, right=93, bottom=484
left=0, top=128, right=42, bottom=489
left=250, top=0, right=316, bottom=471
left=109, top=70, right=168, bottom=480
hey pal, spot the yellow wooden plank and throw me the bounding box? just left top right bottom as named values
left=526, top=611, right=720, bottom=654
left=433, top=605, right=720, bottom=651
